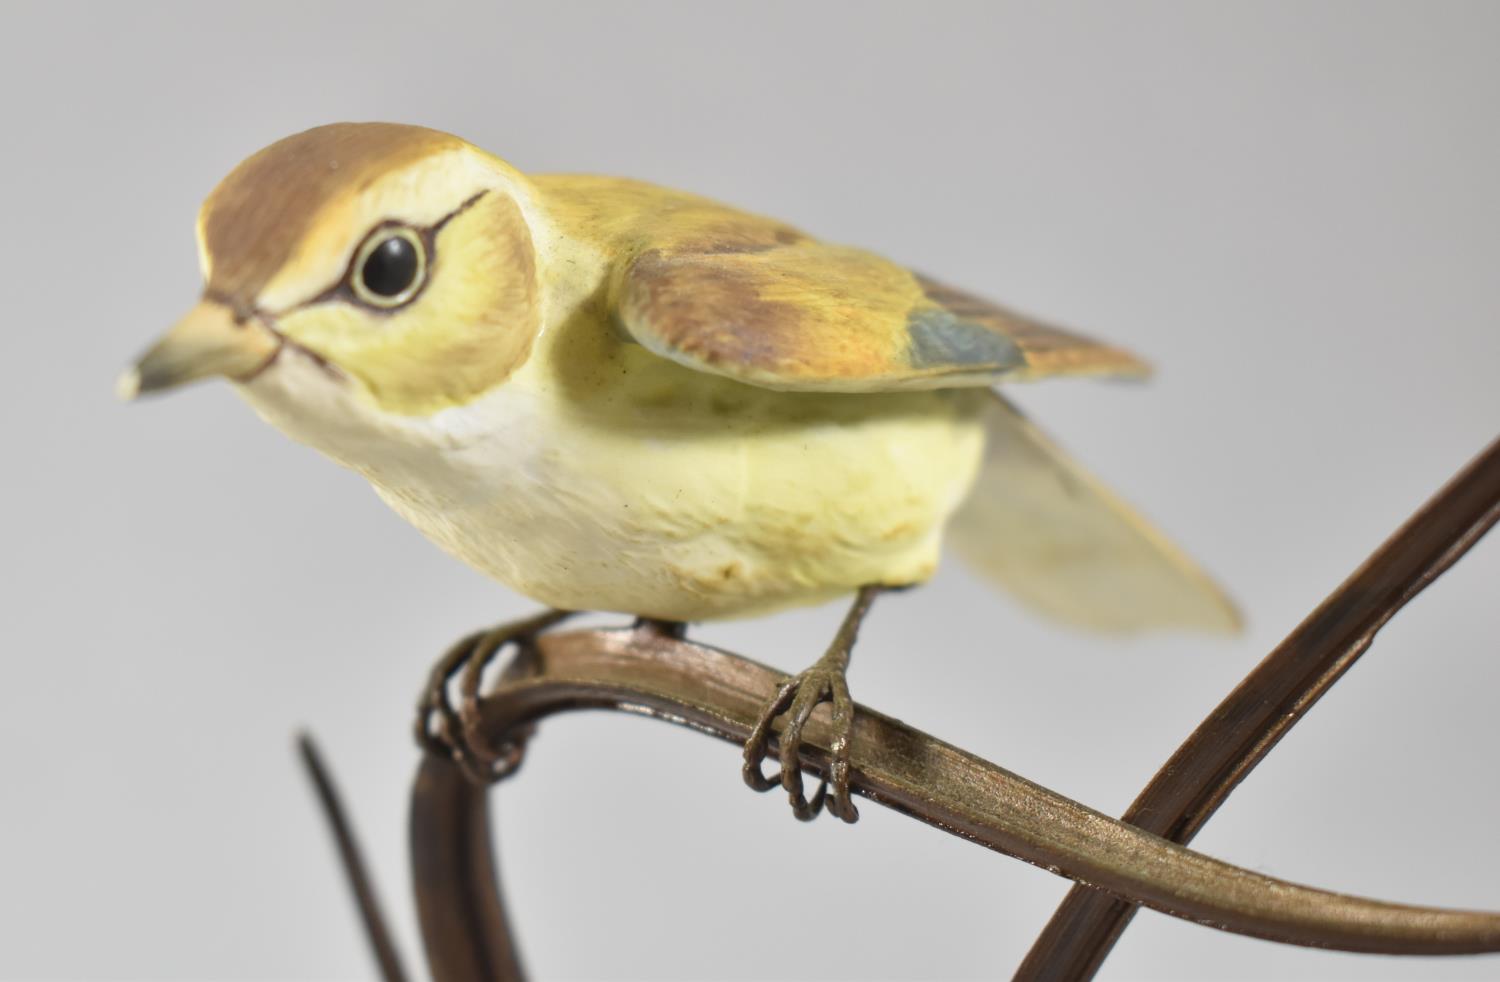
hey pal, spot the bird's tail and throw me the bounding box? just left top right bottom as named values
left=948, top=394, right=1241, bottom=635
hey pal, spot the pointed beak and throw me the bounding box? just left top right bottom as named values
left=116, top=300, right=281, bottom=400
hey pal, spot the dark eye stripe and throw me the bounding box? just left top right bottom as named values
left=287, top=189, right=491, bottom=315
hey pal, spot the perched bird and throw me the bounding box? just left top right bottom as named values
left=121, top=122, right=1238, bottom=821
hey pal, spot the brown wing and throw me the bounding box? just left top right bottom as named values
left=612, top=227, right=1148, bottom=392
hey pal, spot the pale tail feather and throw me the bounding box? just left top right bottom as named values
left=949, top=394, right=1241, bottom=634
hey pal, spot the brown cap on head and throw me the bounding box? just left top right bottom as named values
left=199, top=122, right=464, bottom=307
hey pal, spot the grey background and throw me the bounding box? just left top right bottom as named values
left=3, top=1, right=1497, bottom=979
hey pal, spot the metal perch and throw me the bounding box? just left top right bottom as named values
left=1017, top=436, right=1500, bottom=979
left=305, top=436, right=1499, bottom=980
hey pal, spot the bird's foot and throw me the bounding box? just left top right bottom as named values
left=414, top=609, right=574, bottom=784
left=742, top=585, right=882, bottom=822
left=742, top=649, right=859, bottom=823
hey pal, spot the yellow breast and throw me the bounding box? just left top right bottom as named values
left=369, top=319, right=988, bottom=620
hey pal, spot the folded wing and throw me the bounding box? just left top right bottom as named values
left=612, top=223, right=1147, bottom=393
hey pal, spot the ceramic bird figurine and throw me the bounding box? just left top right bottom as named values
left=121, top=122, right=1238, bottom=822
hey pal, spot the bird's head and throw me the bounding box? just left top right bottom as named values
left=120, top=123, right=542, bottom=420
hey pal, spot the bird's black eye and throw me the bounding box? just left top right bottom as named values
left=350, top=227, right=427, bottom=308
left=363, top=237, right=417, bottom=295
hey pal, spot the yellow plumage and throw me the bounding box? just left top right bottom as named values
left=122, top=121, right=1236, bottom=631
left=122, top=122, right=1238, bottom=814
left=374, top=325, right=990, bottom=620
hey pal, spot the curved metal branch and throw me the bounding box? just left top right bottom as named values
left=408, top=436, right=1500, bottom=980
left=410, top=753, right=525, bottom=982
left=1018, top=435, right=1500, bottom=979
left=411, top=619, right=1500, bottom=980
left=299, top=734, right=409, bottom=982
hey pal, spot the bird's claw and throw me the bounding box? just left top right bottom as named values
left=414, top=610, right=572, bottom=784
left=742, top=657, right=860, bottom=823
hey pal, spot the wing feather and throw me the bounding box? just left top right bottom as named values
left=612, top=216, right=1147, bottom=392
left=950, top=395, right=1241, bottom=635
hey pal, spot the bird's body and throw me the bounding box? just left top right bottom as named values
left=125, top=122, right=1238, bottom=812
left=367, top=356, right=985, bottom=622
left=247, top=285, right=987, bottom=620
left=233, top=170, right=991, bottom=620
